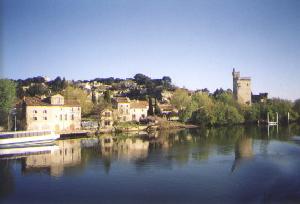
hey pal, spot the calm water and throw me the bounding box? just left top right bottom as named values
left=1, top=125, right=300, bottom=203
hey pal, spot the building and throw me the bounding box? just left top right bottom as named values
left=100, top=108, right=114, bottom=130
left=18, top=94, right=81, bottom=132
left=252, top=93, right=268, bottom=103
left=130, top=100, right=148, bottom=121
left=112, top=97, right=149, bottom=122
left=112, top=97, right=131, bottom=122
left=232, top=68, right=252, bottom=105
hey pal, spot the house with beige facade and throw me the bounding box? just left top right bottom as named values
left=112, top=97, right=131, bottom=122
left=100, top=108, right=114, bottom=131
left=18, top=94, right=81, bottom=132
left=130, top=100, right=148, bottom=122
left=112, top=97, right=149, bottom=122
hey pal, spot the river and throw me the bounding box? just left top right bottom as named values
left=1, top=124, right=300, bottom=203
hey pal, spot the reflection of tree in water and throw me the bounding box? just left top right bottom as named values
left=0, top=160, right=14, bottom=199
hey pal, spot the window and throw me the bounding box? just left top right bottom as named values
left=33, top=117, right=38, bottom=120
left=71, top=114, right=74, bottom=120
left=105, top=112, right=110, bottom=117
left=43, top=117, right=47, bottom=120
left=105, top=120, right=111, bottom=126
left=33, top=110, right=37, bottom=114
left=43, top=110, right=47, bottom=113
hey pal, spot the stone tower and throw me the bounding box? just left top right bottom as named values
left=232, top=68, right=251, bottom=105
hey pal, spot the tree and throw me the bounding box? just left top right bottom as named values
left=62, top=86, right=93, bottom=116
left=154, top=98, right=161, bottom=115
left=27, top=84, right=50, bottom=96
left=170, top=89, right=191, bottom=111
left=162, top=76, right=172, bottom=89
left=192, top=92, right=213, bottom=109
left=214, top=92, right=236, bottom=106
left=104, top=90, right=111, bottom=103
left=148, top=97, right=154, bottom=116
left=0, top=79, right=16, bottom=128
left=293, top=99, right=300, bottom=116
left=134, top=73, right=151, bottom=85
left=92, top=98, right=112, bottom=131
left=48, top=77, right=67, bottom=93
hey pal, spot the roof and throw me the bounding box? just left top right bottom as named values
left=113, top=97, right=130, bottom=103
left=130, top=100, right=148, bottom=109
left=22, top=97, right=80, bottom=107
left=159, top=104, right=177, bottom=111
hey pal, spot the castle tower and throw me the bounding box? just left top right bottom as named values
left=232, top=68, right=251, bottom=105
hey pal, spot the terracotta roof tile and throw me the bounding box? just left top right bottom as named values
left=23, top=97, right=80, bottom=107
left=130, top=100, right=148, bottom=109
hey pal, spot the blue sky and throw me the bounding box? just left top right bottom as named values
left=1, top=0, right=300, bottom=100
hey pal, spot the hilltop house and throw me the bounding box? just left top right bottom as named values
left=17, top=94, right=81, bottom=132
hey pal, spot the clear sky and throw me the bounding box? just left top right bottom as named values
left=1, top=0, right=300, bottom=100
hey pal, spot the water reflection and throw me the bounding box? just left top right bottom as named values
left=22, top=140, right=81, bottom=177
left=1, top=124, right=300, bottom=203
left=231, top=137, right=253, bottom=172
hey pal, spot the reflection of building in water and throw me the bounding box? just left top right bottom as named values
left=23, top=139, right=81, bottom=177
left=100, top=136, right=149, bottom=161
left=231, top=137, right=253, bottom=172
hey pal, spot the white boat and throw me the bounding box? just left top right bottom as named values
left=0, top=130, right=60, bottom=146
left=0, top=142, right=59, bottom=159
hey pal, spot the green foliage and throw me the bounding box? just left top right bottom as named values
left=170, top=89, right=191, bottom=111
left=49, top=77, right=67, bottom=93
left=154, top=98, right=161, bottom=115
left=103, top=90, right=111, bottom=103
left=0, top=79, right=16, bottom=127
left=294, top=99, right=300, bottom=114
left=27, top=84, right=50, bottom=96
left=62, top=86, right=93, bottom=116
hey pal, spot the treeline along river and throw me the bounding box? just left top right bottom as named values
left=1, top=124, right=300, bottom=203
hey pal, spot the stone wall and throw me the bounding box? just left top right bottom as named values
left=25, top=106, right=81, bottom=131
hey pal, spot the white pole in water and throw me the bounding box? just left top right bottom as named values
left=14, top=115, right=17, bottom=131
left=7, top=114, right=10, bottom=131
left=287, top=112, right=290, bottom=124
left=276, top=112, right=279, bottom=125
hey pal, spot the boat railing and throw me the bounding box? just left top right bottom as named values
left=0, top=130, right=54, bottom=139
